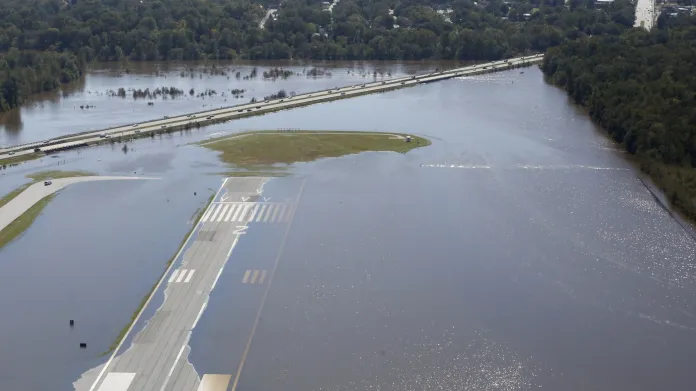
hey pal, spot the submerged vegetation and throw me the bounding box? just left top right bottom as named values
left=542, top=16, right=696, bottom=220
left=0, top=0, right=638, bottom=110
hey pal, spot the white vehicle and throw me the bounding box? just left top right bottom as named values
left=99, top=133, right=107, bottom=138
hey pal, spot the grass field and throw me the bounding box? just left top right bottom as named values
left=199, top=131, right=430, bottom=168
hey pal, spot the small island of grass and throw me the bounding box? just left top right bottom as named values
left=198, top=131, right=430, bottom=169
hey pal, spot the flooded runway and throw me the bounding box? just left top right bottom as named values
left=1, top=66, right=695, bottom=391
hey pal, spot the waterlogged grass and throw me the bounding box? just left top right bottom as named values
left=199, top=131, right=430, bottom=167
left=0, top=171, right=94, bottom=249
left=26, top=170, right=92, bottom=182
left=0, top=194, right=56, bottom=249
left=0, top=170, right=92, bottom=209
left=103, top=192, right=215, bottom=356
left=0, top=152, right=42, bottom=165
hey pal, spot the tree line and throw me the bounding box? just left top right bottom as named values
left=542, top=15, right=696, bottom=219
left=0, top=48, right=82, bottom=112
left=0, top=0, right=636, bottom=62
left=0, top=0, right=636, bottom=112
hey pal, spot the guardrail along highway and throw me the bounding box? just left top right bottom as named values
left=0, top=54, right=543, bottom=163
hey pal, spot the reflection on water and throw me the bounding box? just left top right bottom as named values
left=0, top=60, right=454, bottom=146
left=0, top=109, right=22, bottom=134
left=0, top=77, right=87, bottom=141
left=2, top=67, right=696, bottom=391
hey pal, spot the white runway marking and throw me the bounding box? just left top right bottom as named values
left=204, top=202, right=293, bottom=224
left=209, top=205, right=222, bottom=221
left=231, top=204, right=244, bottom=221
left=237, top=204, right=251, bottom=222
left=176, top=269, right=187, bottom=283
left=224, top=205, right=238, bottom=221
left=169, top=269, right=195, bottom=283
left=96, top=372, right=136, bottom=391
left=263, top=205, right=274, bottom=222
left=242, top=270, right=267, bottom=284
left=247, top=204, right=260, bottom=222
left=159, top=334, right=189, bottom=391
left=197, top=374, right=232, bottom=391
left=216, top=205, right=229, bottom=222
left=201, top=208, right=214, bottom=222
left=192, top=302, right=207, bottom=329
left=271, top=205, right=283, bottom=223
left=257, top=204, right=268, bottom=221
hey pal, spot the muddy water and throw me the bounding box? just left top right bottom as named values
left=0, top=60, right=450, bottom=146
left=0, top=66, right=695, bottom=391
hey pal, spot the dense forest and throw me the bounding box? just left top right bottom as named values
left=0, top=0, right=635, bottom=62
left=0, top=49, right=82, bottom=112
left=0, top=0, right=636, bottom=112
left=542, top=15, right=696, bottom=219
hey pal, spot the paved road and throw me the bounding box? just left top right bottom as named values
left=0, top=55, right=543, bottom=162
left=0, top=176, right=155, bottom=233
left=634, top=0, right=655, bottom=29
left=258, top=8, right=277, bottom=29
left=74, top=177, right=296, bottom=391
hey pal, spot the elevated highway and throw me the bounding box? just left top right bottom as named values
left=0, top=54, right=543, bottom=163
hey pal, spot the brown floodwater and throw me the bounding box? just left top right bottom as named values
left=0, top=60, right=454, bottom=146
left=0, top=65, right=695, bottom=391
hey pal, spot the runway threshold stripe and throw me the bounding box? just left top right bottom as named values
left=216, top=205, right=229, bottom=222
left=168, top=270, right=179, bottom=283
left=201, top=207, right=214, bottom=222
left=247, top=204, right=260, bottom=222
left=184, top=269, right=196, bottom=283
left=256, top=205, right=267, bottom=222
left=176, top=269, right=187, bottom=283
left=224, top=205, right=238, bottom=222
left=196, top=374, right=232, bottom=391
left=231, top=204, right=244, bottom=221
left=259, top=270, right=267, bottom=284
left=240, top=204, right=253, bottom=221
left=242, top=270, right=251, bottom=283
left=263, top=205, right=274, bottom=222
left=250, top=270, right=260, bottom=284
left=271, top=203, right=282, bottom=222
left=96, top=372, right=136, bottom=391
left=209, top=205, right=222, bottom=221
left=235, top=204, right=249, bottom=222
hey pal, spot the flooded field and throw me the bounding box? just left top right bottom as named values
left=0, top=60, right=449, bottom=146
left=1, top=65, right=695, bottom=391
